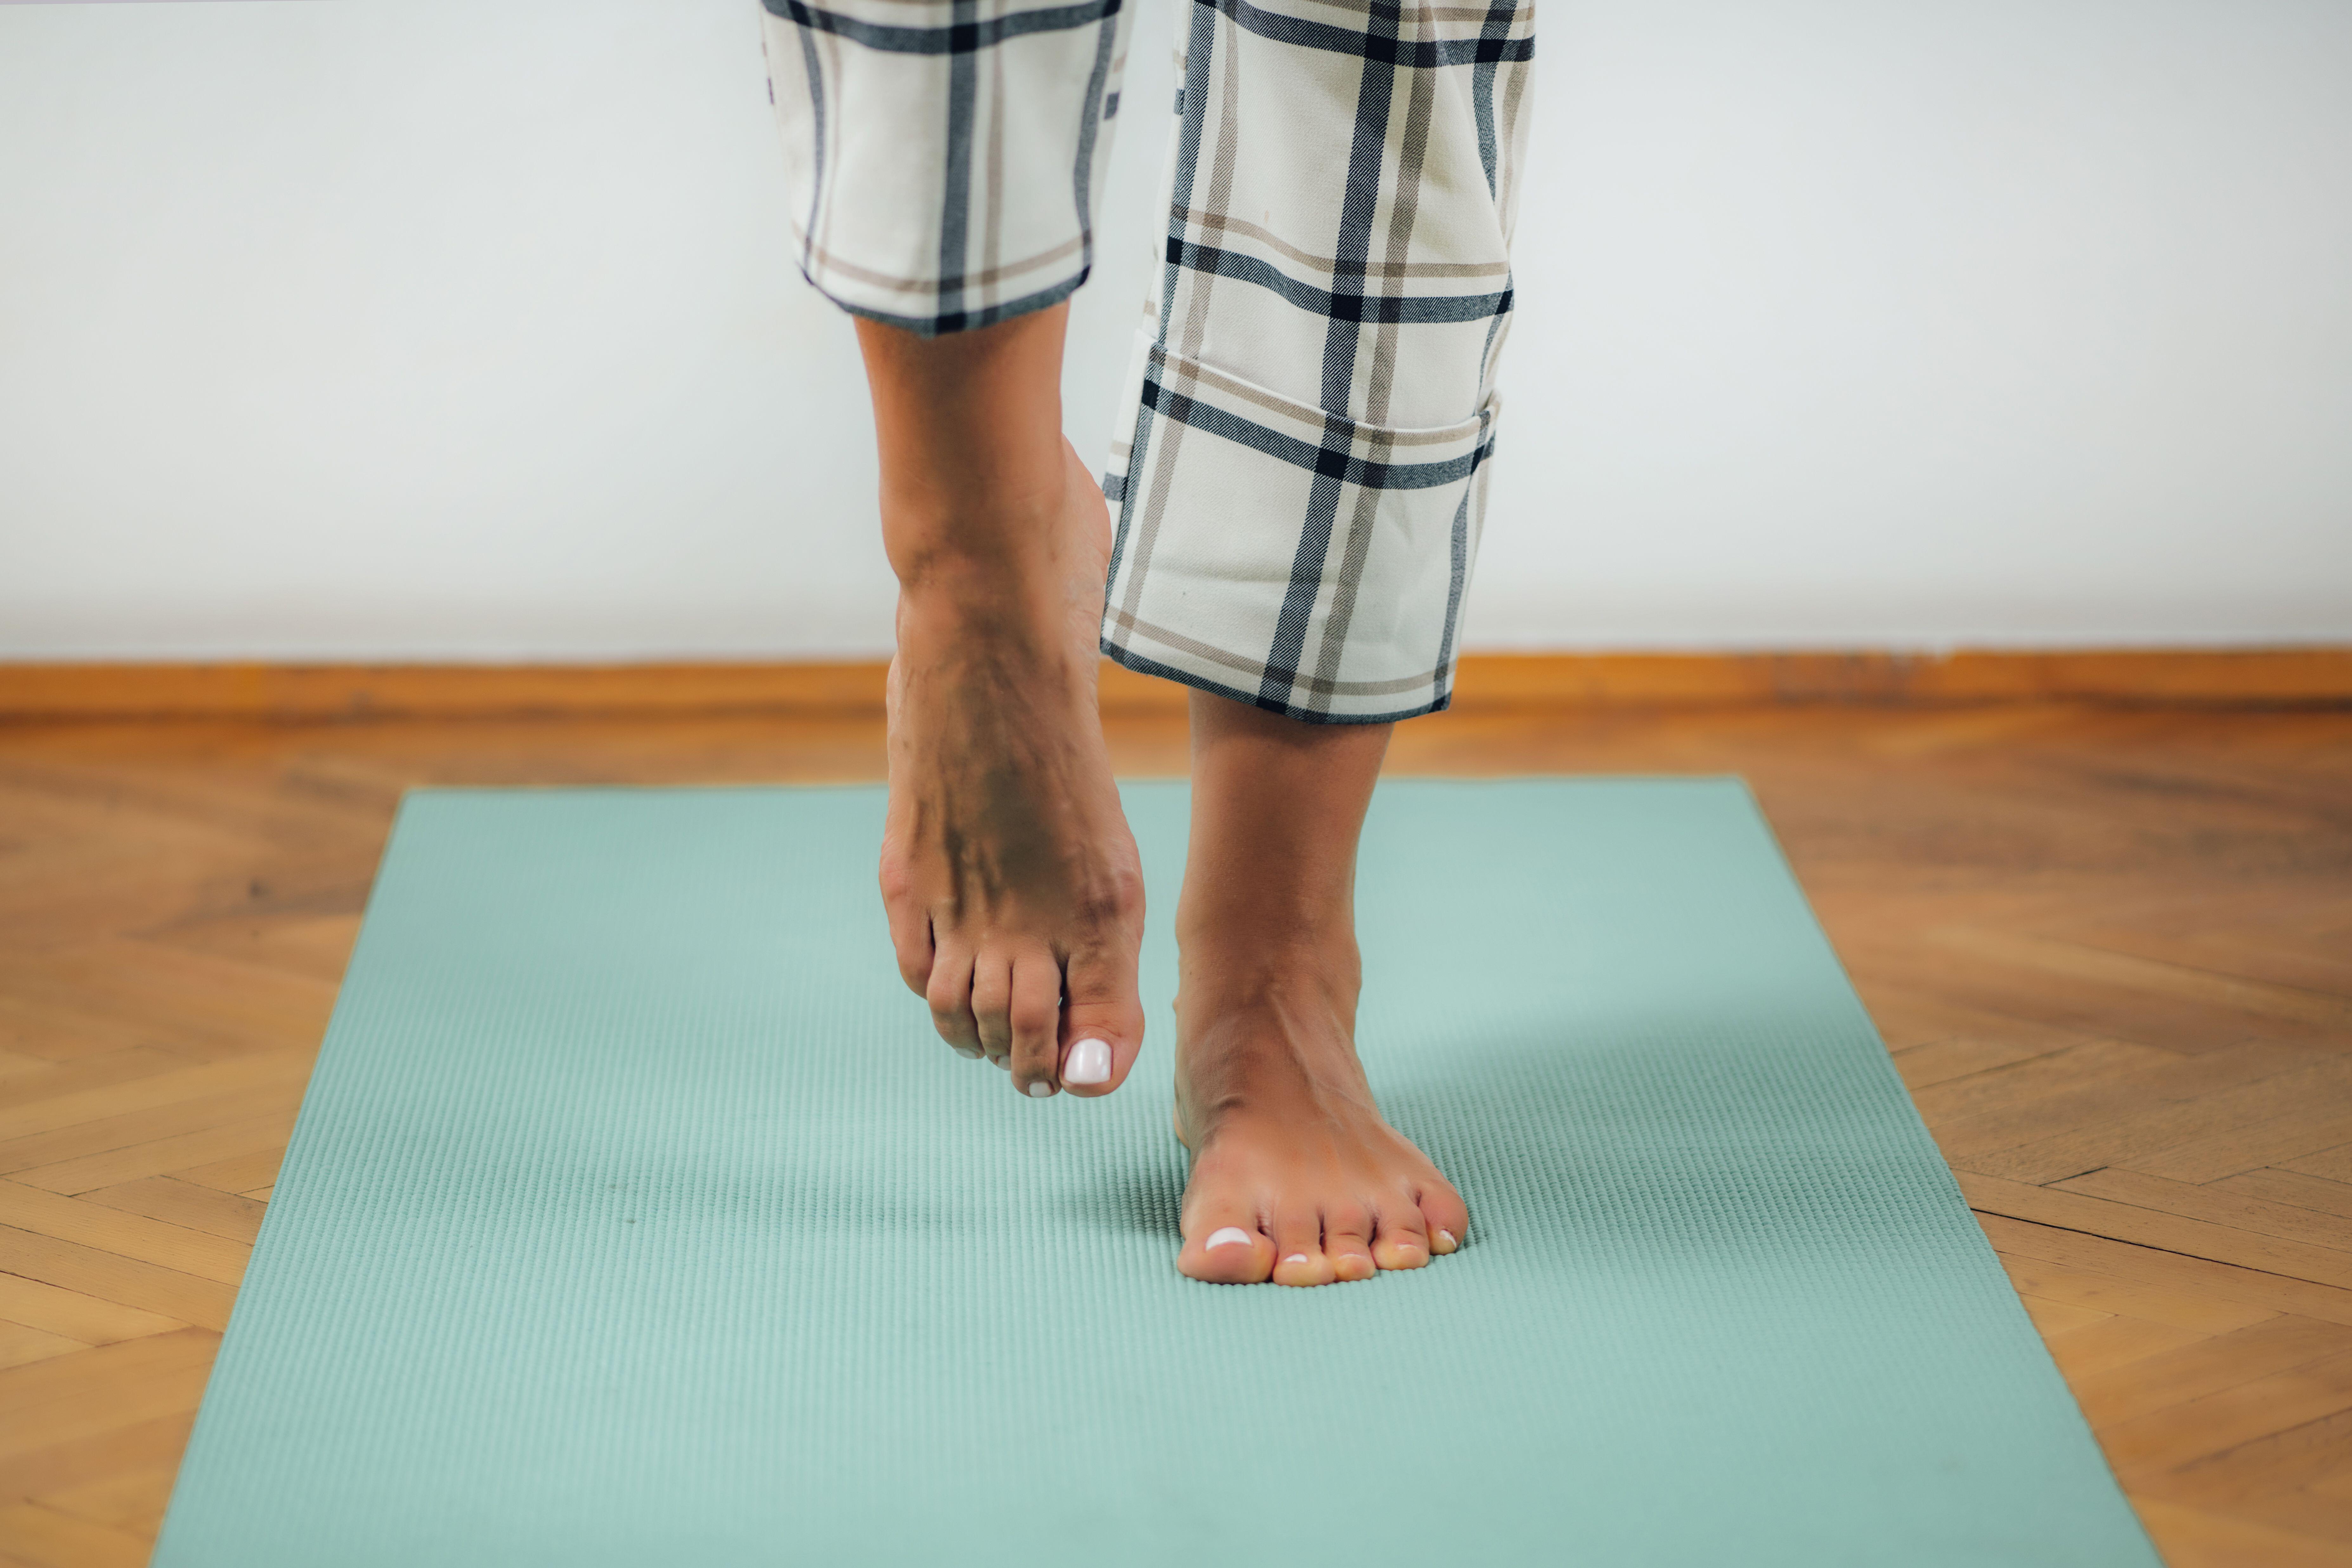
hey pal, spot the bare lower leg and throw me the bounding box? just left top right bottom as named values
left=858, top=306, right=1146, bottom=1098
left=1173, top=692, right=1469, bottom=1285
left=860, top=306, right=1072, bottom=592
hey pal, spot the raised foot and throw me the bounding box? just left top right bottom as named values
left=878, top=442, right=1147, bottom=1100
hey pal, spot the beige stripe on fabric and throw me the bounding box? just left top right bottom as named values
left=1146, top=345, right=1489, bottom=447
left=1283, top=0, right=1509, bottom=22
left=1178, top=209, right=1510, bottom=281
left=795, top=228, right=1086, bottom=295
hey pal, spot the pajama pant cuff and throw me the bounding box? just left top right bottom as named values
left=756, top=0, right=1130, bottom=338
left=1099, top=332, right=1498, bottom=725
left=807, top=272, right=1092, bottom=340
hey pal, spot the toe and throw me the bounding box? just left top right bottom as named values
left=877, top=854, right=932, bottom=998
left=1008, top=953, right=1062, bottom=1097
left=1269, top=1212, right=1334, bottom=1288
left=969, top=955, right=1014, bottom=1066
left=924, top=945, right=982, bottom=1057
left=1322, top=1205, right=1377, bottom=1283
left=1178, top=1213, right=1273, bottom=1284
left=1370, top=1200, right=1432, bottom=1272
left=1057, top=943, right=1146, bottom=1098
left=1418, top=1179, right=1470, bottom=1256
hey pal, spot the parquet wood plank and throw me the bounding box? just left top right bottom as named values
left=1961, top=1173, right=2352, bottom=1288
left=33, top=1465, right=178, bottom=1539
left=2216, top=1168, right=2352, bottom=1222
left=2130, top=1495, right=2351, bottom=1568
left=0, top=1325, right=83, bottom=1373
left=0, top=1415, right=195, bottom=1502
left=2058, top=1168, right=2352, bottom=1253
left=2067, top=1315, right=2352, bottom=1426
left=0, top=940, right=338, bottom=1062
left=0, top=1185, right=249, bottom=1287
left=145, top=910, right=365, bottom=988
left=2179, top=1491, right=2352, bottom=1555
left=0, top=1277, right=180, bottom=1347
left=1946, top=1047, right=2348, bottom=1184
left=0, top=1502, right=150, bottom=1568
left=0, top=1051, right=310, bottom=1145
left=0, top=999, right=168, bottom=1066
left=1848, top=941, right=2337, bottom=1056
left=0, top=1226, right=236, bottom=1331
left=2041, top=1315, right=2208, bottom=1378
left=0, top=1330, right=219, bottom=1464
left=1995, top=1256, right=2277, bottom=1335
left=2146, top=1405, right=2352, bottom=1518
left=2015, top=1294, right=2111, bottom=1338
left=1927, top=928, right=2352, bottom=1031
left=1909, top=1038, right=2178, bottom=1127
left=0, top=859, right=237, bottom=966
left=1860, top=981, right=2094, bottom=1058
left=0, top=1078, right=307, bottom=1181
left=1887, top=1030, right=2096, bottom=1091
left=80, top=1179, right=264, bottom=1246
left=2095, top=1349, right=2352, bottom=1475
left=0, top=1050, right=190, bottom=1111
left=2040, top=894, right=2352, bottom=999
left=171, top=1146, right=286, bottom=1195
left=2128, top=1107, right=2352, bottom=1186
left=1979, top=1214, right=2352, bottom=1325
left=2287, top=1145, right=2352, bottom=1185
left=10, top=1115, right=296, bottom=1197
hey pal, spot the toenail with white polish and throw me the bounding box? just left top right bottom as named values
left=1063, top=1038, right=1112, bottom=1085
left=953, top=1046, right=983, bottom=1059
left=1025, top=1081, right=1054, bottom=1098
left=1205, top=1227, right=1253, bottom=1251
left=1284, top=1253, right=1309, bottom=1265
left=1438, top=1229, right=1456, bottom=1249
left=990, top=1056, right=1009, bottom=1070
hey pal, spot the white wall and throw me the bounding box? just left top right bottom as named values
left=1, top=0, right=2346, bottom=660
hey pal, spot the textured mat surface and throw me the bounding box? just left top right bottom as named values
left=155, top=781, right=2156, bottom=1566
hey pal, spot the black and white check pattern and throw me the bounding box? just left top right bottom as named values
left=757, top=0, right=1133, bottom=332
left=759, top=0, right=1533, bottom=721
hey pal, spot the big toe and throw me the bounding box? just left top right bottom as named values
left=1056, top=948, right=1146, bottom=1098
left=1179, top=1215, right=1272, bottom=1284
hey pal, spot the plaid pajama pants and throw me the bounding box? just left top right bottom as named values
left=757, top=0, right=1534, bottom=721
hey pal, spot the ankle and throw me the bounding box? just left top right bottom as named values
left=1177, top=893, right=1357, bottom=960
left=1172, top=961, right=1371, bottom=1125
left=1176, top=920, right=1361, bottom=1005
left=887, top=510, right=1069, bottom=592
left=893, top=553, right=1064, bottom=621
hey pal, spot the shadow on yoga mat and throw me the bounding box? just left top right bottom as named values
left=153, top=780, right=2159, bottom=1567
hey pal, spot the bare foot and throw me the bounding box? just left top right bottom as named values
left=878, top=442, right=1147, bottom=1099
left=1172, top=919, right=1469, bottom=1285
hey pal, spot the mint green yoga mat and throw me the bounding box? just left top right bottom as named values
left=154, top=781, right=2156, bottom=1566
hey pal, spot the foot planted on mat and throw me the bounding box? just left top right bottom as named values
left=1172, top=914, right=1468, bottom=1287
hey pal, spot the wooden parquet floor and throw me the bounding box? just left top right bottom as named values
left=2, top=699, right=2348, bottom=1566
